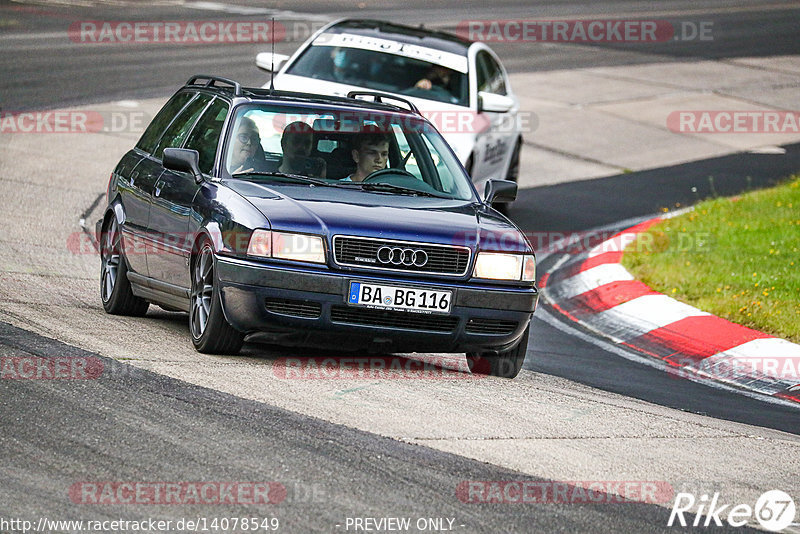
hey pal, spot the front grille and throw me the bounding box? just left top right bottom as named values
left=264, top=298, right=322, bottom=319
left=333, top=236, right=470, bottom=276
left=331, top=305, right=459, bottom=333
left=465, top=318, right=518, bottom=335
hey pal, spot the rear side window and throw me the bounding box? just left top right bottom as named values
left=153, top=94, right=212, bottom=160
left=136, top=92, right=193, bottom=154
left=184, top=98, right=229, bottom=174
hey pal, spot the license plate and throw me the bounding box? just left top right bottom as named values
left=347, top=281, right=452, bottom=314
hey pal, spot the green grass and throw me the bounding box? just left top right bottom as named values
left=621, top=176, right=800, bottom=343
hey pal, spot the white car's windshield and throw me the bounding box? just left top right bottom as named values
left=224, top=105, right=476, bottom=201
left=286, top=45, right=469, bottom=107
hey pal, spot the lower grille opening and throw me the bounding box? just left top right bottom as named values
left=465, top=318, right=518, bottom=335
left=264, top=298, right=322, bottom=319
left=331, top=305, right=458, bottom=333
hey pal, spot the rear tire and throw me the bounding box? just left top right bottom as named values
left=467, top=324, right=529, bottom=379
left=100, top=217, right=149, bottom=316
left=190, top=239, right=244, bottom=354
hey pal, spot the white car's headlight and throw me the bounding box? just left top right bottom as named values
left=473, top=252, right=536, bottom=282
left=247, top=230, right=326, bottom=264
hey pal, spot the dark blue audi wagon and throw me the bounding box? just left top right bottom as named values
left=98, top=75, right=538, bottom=377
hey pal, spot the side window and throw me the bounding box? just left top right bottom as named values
left=476, top=51, right=507, bottom=95
left=184, top=98, right=229, bottom=174
left=136, top=92, right=194, bottom=154
left=153, top=94, right=212, bottom=161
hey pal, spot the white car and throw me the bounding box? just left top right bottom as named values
left=256, top=19, right=522, bottom=199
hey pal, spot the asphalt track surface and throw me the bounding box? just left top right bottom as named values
left=3, top=321, right=746, bottom=533
left=1, top=0, right=800, bottom=532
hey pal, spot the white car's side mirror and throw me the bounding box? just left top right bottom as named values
left=256, top=52, right=290, bottom=73
left=478, top=91, right=514, bottom=113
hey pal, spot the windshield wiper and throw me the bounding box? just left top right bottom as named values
left=357, top=182, right=445, bottom=198
left=231, top=171, right=343, bottom=188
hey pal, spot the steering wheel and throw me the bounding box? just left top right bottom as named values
left=363, top=168, right=417, bottom=182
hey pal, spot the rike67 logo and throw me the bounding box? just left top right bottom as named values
left=669, top=490, right=796, bottom=531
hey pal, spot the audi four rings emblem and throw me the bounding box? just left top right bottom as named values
left=376, top=246, right=428, bottom=267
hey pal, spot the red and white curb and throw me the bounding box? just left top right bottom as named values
left=540, top=217, right=800, bottom=404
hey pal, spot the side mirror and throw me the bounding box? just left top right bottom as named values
left=484, top=179, right=517, bottom=205
left=478, top=91, right=514, bottom=113
left=256, top=52, right=290, bottom=73
left=163, top=148, right=203, bottom=184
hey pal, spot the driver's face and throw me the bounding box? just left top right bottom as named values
left=354, top=141, right=389, bottom=176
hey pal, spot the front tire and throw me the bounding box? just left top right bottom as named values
left=467, top=324, right=529, bottom=379
left=100, top=217, right=149, bottom=316
left=505, top=137, right=521, bottom=185
left=190, top=239, right=244, bottom=354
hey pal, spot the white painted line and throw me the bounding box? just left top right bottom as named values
left=546, top=263, right=633, bottom=301
left=748, top=146, right=787, bottom=154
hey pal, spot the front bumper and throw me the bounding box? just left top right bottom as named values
left=216, top=256, right=538, bottom=353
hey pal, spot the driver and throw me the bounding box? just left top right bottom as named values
left=414, top=64, right=454, bottom=93
left=342, top=128, right=391, bottom=182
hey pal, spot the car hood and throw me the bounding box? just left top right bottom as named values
left=224, top=180, right=531, bottom=253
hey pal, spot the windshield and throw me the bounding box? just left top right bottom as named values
left=286, top=44, right=469, bottom=107
left=223, top=105, right=476, bottom=201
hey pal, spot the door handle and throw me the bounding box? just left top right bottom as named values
left=154, top=179, right=165, bottom=197
left=130, top=171, right=139, bottom=186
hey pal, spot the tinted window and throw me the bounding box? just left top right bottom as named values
left=184, top=98, right=229, bottom=174
left=476, top=51, right=507, bottom=95
left=135, top=92, right=193, bottom=154
left=287, top=45, right=469, bottom=107
left=153, top=94, right=212, bottom=160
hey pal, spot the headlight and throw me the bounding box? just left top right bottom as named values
left=247, top=230, right=326, bottom=264
left=473, top=252, right=536, bottom=282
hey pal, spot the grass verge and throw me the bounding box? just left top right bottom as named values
left=621, top=176, right=800, bottom=343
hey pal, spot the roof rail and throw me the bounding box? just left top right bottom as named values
left=346, top=91, right=420, bottom=115
left=185, top=74, right=242, bottom=96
